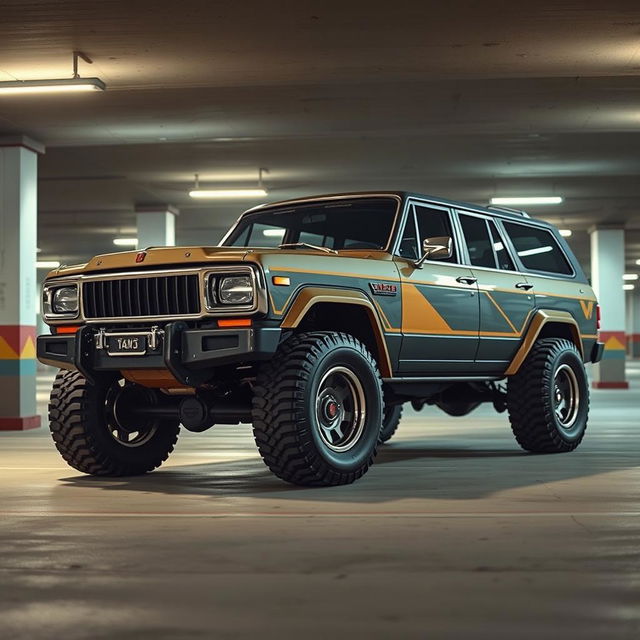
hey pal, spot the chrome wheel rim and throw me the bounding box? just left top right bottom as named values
left=553, top=364, right=580, bottom=431
left=106, top=380, right=158, bottom=448
left=315, top=366, right=367, bottom=452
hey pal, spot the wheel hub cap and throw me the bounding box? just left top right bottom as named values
left=552, top=363, right=580, bottom=431
left=315, top=366, right=367, bottom=452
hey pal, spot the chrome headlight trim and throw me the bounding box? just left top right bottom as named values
left=42, top=280, right=81, bottom=320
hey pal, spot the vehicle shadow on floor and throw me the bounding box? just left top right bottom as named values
left=57, top=441, right=629, bottom=503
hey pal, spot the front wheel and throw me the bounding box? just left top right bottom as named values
left=380, top=404, right=403, bottom=443
left=252, top=332, right=383, bottom=486
left=48, top=370, right=180, bottom=476
left=506, top=338, right=589, bottom=453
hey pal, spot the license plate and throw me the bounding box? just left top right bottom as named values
left=106, top=334, right=147, bottom=356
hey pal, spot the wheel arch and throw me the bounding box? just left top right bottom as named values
left=280, top=287, right=393, bottom=377
left=504, top=309, right=583, bottom=376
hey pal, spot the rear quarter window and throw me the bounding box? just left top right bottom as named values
left=503, top=222, right=573, bottom=276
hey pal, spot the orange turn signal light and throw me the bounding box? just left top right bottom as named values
left=272, top=276, right=290, bottom=286
left=55, top=326, right=80, bottom=334
left=217, top=318, right=252, bottom=328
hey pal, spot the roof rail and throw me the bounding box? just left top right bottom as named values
left=486, top=205, right=530, bottom=218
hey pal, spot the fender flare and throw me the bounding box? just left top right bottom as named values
left=280, top=286, right=393, bottom=377
left=504, top=309, right=583, bottom=376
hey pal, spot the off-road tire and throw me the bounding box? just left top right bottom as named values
left=48, top=369, right=180, bottom=476
left=507, top=338, right=589, bottom=453
left=252, top=331, right=383, bottom=486
left=380, top=404, right=403, bottom=443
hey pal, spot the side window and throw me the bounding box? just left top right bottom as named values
left=397, top=208, right=419, bottom=260
left=487, top=220, right=515, bottom=271
left=503, top=222, right=573, bottom=275
left=459, top=214, right=496, bottom=268
left=413, top=205, right=457, bottom=263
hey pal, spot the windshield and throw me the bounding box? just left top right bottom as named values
left=222, top=197, right=398, bottom=250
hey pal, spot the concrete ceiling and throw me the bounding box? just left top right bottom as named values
left=1, top=1, right=640, bottom=271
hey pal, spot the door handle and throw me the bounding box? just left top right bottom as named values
left=456, top=276, right=477, bottom=285
left=515, top=282, right=534, bottom=291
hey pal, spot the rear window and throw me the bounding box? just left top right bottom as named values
left=503, top=222, right=573, bottom=275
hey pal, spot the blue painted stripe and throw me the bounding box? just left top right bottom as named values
left=601, top=350, right=626, bottom=360
left=0, top=359, right=37, bottom=376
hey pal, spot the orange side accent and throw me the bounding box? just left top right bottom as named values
left=218, top=318, right=252, bottom=328
left=579, top=300, right=594, bottom=319
left=401, top=284, right=452, bottom=334
left=56, top=326, right=81, bottom=334
left=272, top=276, right=291, bottom=286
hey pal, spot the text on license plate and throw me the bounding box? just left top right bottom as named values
left=106, top=335, right=147, bottom=355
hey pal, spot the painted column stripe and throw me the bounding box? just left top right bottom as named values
left=0, top=325, right=36, bottom=359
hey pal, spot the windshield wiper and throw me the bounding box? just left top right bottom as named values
left=278, top=242, right=337, bottom=254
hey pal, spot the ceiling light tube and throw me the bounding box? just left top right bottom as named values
left=0, top=77, right=105, bottom=94
left=189, top=188, right=268, bottom=199
left=623, top=284, right=635, bottom=291
left=623, top=274, right=639, bottom=281
left=559, top=229, right=572, bottom=237
left=37, top=261, right=61, bottom=269
left=490, top=196, right=563, bottom=205
left=113, top=238, right=138, bottom=247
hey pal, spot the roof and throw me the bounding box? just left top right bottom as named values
left=242, top=191, right=553, bottom=228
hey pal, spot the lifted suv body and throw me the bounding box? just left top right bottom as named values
left=38, top=192, right=603, bottom=485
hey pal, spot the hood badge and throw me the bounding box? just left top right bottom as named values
left=135, top=251, right=147, bottom=263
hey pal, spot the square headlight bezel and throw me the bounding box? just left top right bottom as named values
left=203, top=265, right=262, bottom=315
left=42, top=281, right=81, bottom=320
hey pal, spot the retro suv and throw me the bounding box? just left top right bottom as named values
left=38, top=192, right=603, bottom=486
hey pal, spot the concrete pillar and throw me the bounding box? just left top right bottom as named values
left=0, top=136, right=45, bottom=430
left=627, top=289, right=640, bottom=359
left=135, top=205, right=178, bottom=248
left=590, top=226, right=628, bottom=389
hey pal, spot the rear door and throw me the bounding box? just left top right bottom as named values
left=456, top=211, right=535, bottom=373
left=395, top=202, right=480, bottom=374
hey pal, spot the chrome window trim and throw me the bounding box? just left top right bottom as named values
left=500, top=219, right=576, bottom=279
left=392, top=199, right=465, bottom=266
left=43, top=265, right=267, bottom=325
left=219, top=193, right=403, bottom=254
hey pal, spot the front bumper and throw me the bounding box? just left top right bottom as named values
left=37, top=323, right=281, bottom=386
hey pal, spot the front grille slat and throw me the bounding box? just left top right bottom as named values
left=83, top=274, right=201, bottom=319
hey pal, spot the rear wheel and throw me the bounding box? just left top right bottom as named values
left=380, top=404, right=403, bottom=443
left=506, top=338, right=588, bottom=453
left=48, top=370, right=180, bottom=476
left=252, top=331, right=383, bottom=486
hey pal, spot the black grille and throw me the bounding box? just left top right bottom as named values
left=83, top=275, right=201, bottom=318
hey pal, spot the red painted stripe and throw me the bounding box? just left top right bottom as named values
left=0, top=325, right=36, bottom=354
left=0, top=415, right=41, bottom=431
left=598, top=330, right=626, bottom=342
left=592, top=381, right=630, bottom=390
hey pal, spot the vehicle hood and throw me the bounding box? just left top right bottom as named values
left=46, top=246, right=390, bottom=279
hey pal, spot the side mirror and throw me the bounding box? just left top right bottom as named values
left=414, top=236, right=453, bottom=268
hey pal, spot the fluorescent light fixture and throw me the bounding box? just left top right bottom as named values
left=37, top=260, right=61, bottom=269
left=0, top=78, right=105, bottom=94
left=0, top=52, right=106, bottom=96
left=636, top=259, right=640, bottom=266
left=559, top=229, right=572, bottom=237
left=263, top=228, right=286, bottom=237
left=113, top=238, right=138, bottom=247
left=490, top=196, right=563, bottom=205
left=189, top=168, right=269, bottom=199
left=190, top=188, right=267, bottom=199
left=623, top=284, right=635, bottom=291
left=623, top=274, right=639, bottom=281
left=518, top=246, right=553, bottom=257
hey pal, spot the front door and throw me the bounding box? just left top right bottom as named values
left=396, top=203, right=480, bottom=374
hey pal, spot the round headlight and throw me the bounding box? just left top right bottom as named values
left=219, top=275, right=254, bottom=305
left=51, top=286, right=79, bottom=314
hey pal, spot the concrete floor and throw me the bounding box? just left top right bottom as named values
left=1, top=365, right=639, bottom=639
